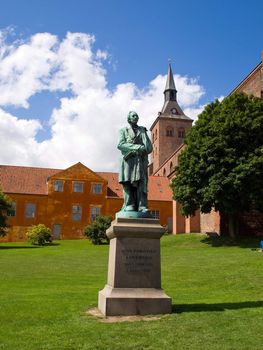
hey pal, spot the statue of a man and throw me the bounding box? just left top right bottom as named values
left=117, top=111, right=153, bottom=214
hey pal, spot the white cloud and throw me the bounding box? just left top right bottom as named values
left=217, top=95, right=225, bottom=102
left=0, top=30, right=206, bottom=171
left=0, top=108, right=42, bottom=164
left=0, top=32, right=58, bottom=108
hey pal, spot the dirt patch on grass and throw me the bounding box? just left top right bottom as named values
left=86, top=308, right=161, bottom=323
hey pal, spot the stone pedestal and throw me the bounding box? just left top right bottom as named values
left=98, top=217, right=172, bottom=316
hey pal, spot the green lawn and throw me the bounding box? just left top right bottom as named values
left=1, top=234, right=263, bottom=350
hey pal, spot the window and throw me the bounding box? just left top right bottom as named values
left=91, top=206, right=100, bottom=221
left=166, top=127, right=174, bottom=137
left=261, top=90, right=263, bottom=99
left=93, top=183, right=102, bottom=194
left=178, top=128, right=185, bottom=138
left=170, top=162, right=173, bottom=173
left=150, top=210, right=160, bottom=219
left=7, top=202, right=16, bottom=217
left=73, top=181, right=83, bottom=193
left=171, top=108, right=178, bottom=115
left=163, top=168, right=166, bottom=176
left=72, top=205, right=82, bottom=221
left=25, top=203, right=36, bottom=218
left=54, top=180, right=63, bottom=192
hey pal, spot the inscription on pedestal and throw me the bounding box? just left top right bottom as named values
left=107, top=237, right=161, bottom=288
left=122, top=248, right=156, bottom=273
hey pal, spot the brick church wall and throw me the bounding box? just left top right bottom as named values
left=232, top=51, right=263, bottom=98
left=238, top=211, right=263, bottom=236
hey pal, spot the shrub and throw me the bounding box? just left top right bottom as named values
left=84, top=215, right=112, bottom=245
left=26, top=224, right=52, bottom=245
left=0, top=189, right=12, bottom=237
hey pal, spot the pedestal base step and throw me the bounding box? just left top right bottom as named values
left=98, top=285, right=172, bottom=316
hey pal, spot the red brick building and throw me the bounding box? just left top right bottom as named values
left=151, top=52, right=263, bottom=235
left=231, top=51, right=263, bottom=98
left=149, top=64, right=200, bottom=233
left=149, top=64, right=193, bottom=177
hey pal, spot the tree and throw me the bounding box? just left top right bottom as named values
left=171, top=93, right=263, bottom=237
left=0, top=188, right=12, bottom=237
left=26, top=224, right=52, bottom=245
left=84, top=215, right=112, bottom=245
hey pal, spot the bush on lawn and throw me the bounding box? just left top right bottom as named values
left=84, top=215, right=112, bottom=245
left=26, top=224, right=52, bottom=245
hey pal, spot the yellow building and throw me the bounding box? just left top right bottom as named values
left=0, top=162, right=172, bottom=242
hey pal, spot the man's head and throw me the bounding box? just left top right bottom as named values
left=127, top=111, right=139, bottom=125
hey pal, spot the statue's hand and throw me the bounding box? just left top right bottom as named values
left=123, top=150, right=136, bottom=160
left=138, top=146, right=146, bottom=155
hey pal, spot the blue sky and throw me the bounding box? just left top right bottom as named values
left=0, top=0, right=262, bottom=170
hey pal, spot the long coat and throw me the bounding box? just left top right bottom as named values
left=117, top=126, right=153, bottom=192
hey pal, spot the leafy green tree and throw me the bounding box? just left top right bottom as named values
left=0, top=189, right=12, bottom=237
left=26, top=224, right=52, bottom=245
left=171, top=93, right=263, bottom=237
left=84, top=215, right=112, bottom=245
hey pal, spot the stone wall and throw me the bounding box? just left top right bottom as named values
left=200, top=210, right=221, bottom=234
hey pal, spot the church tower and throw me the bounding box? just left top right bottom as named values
left=149, top=64, right=193, bottom=175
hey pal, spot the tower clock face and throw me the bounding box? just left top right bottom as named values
left=171, top=108, right=177, bottom=115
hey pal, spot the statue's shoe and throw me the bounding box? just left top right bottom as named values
left=125, top=205, right=135, bottom=211
left=138, top=207, right=149, bottom=213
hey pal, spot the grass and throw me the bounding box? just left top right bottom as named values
left=0, top=234, right=263, bottom=350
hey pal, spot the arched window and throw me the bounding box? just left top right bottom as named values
left=163, top=168, right=166, bottom=176
left=178, top=127, right=185, bottom=138
left=170, top=162, right=173, bottom=172
left=166, top=126, right=174, bottom=137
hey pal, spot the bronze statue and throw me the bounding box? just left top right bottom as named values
left=117, top=111, right=153, bottom=216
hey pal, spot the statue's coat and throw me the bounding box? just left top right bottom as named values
left=117, top=126, right=153, bottom=193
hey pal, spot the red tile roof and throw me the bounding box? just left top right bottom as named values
left=0, top=165, right=172, bottom=201
left=0, top=165, right=61, bottom=195
left=98, top=172, right=172, bottom=201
